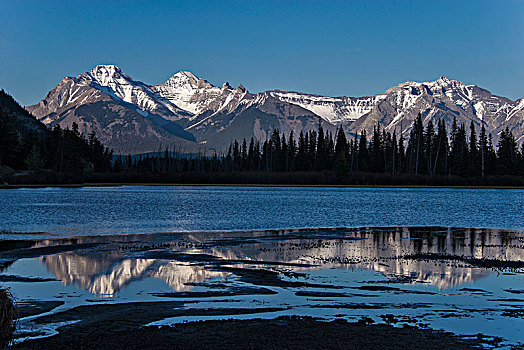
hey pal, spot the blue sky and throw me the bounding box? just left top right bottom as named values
left=1, top=0, right=523, bottom=106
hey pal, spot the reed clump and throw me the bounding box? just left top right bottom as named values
left=0, top=286, right=17, bottom=348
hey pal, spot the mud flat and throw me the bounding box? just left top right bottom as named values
left=15, top=313, right=488, bottom=350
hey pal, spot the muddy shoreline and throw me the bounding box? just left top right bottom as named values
left=15, top=314, right=490, bottom=350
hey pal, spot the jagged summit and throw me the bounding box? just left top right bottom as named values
left=168, top=71, right=199, bottom=83
left=236, top=84, right=247, bottom=93
left=81, top=64, right=131, bottom=86
left=91, top=64, right=122, bottom=73
left=396, top=76, right=463, bottom=88
left=177, top=71, right=198, bottom=79
left=438, top=75, right=452, bottom=82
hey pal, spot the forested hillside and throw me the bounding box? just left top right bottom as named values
left=114, top=114, right=524, bottom=180
left=0, top=90, right=113, bottom=181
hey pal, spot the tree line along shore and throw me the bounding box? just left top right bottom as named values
left=1, top=89, right=524, bottom=186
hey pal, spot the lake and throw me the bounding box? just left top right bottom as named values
left=1, top=186, right=523, bottom=346
left=1, top=186, right=523, bottom=238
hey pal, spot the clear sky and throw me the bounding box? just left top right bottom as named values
left=1, top=0, right=523, bottom=106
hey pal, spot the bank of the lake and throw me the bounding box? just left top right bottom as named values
left=2, top=182, right=524, bottom=190
left=3, top=170, right=524, bottom=189
left=14, top=316, right=488, bottom=350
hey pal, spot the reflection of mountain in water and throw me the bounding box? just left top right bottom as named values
left=39, top=227, right=523, bottom=294
left=204, top=228, right=523, bottom=289
left=40, top=254, right=226, bottom=295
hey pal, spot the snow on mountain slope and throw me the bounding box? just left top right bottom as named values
left=269, top=90, right=386, bottom=123
left=152, top=71, right=256, bottom=122
left=26, top=67, right=198, bottom=154
left=27, top=65, right=524, bottom=154
left=27, top=76, right=113, bottom=125
left=77, top=65, right=189, bottom=119
left=348, top=76, right=521, bottom=141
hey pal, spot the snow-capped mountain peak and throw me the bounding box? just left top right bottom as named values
left=436, top=75, right=453, bottom=83
left=81, top=64, right=131, bottom=87
left=27, top=67, right=524, bottom=155
left=165, top=71, right=200, bottom=87
left=176, top=70, right=199, bottom=80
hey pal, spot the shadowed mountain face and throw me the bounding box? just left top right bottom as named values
left=35, top=227, right=523, bottom=295
left=27, top=65, right=524, bottom=154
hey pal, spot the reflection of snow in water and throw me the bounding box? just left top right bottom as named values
left=40, top=255, right=227, bottom=296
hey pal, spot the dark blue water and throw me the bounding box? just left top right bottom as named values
left=1, top=186, right=523, bottom=237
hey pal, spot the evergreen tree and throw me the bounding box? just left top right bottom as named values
left=469, top=121, right=479, bottom=176
left=308, top=130, right=317, bottom=170
left=424, top=120, right=436, bottom=175
left=433, top=120, right=449, bottom=176
left=368, top=123, right=384, bottom=173
left=397, top=131, right=406, bottom=174
left=449, top=122, right=468, bottom=176
left=0, top=111, right=20, bottom=166
left=247, top=137, right=255, bottom=171
left=334, top=127, right=349, bottom=174
left=497, top=127, right=518, bottom=175
left=357, top=130, right=369, bottom=171
left=287, top=131, right=296, bottom=172
left=281, top=134, right=289, bottom=172
left=316, top=121, right=326, bottom=170
left=24, top=143, right=44, bottom=170
left=296, top=131, right=307, bottom=171
left=270, top=130, right=281, bottom=171
left=486, top=133, right=497, bottom=175
left=241, top=138, right=248, bottom=170
left=406, top=113, right=425, bottom=174
left=232, top=140, right=240, bottom=171
left=479, top=124, right=488, bottom=177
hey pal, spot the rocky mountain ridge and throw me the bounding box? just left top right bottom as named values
left=27, top=65, right=523, bottom=154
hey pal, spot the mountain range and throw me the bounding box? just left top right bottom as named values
left=27, top=65, right=524, bottom=154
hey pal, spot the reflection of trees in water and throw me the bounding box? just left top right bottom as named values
left=0, top=260, right=15, bottom=273
left=38, top=227, right=523, bottom=294
left=205, top=227, right=523, bottom=289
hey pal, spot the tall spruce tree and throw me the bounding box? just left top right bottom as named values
left=497, top=127, right=518, bottom=175
left=479, top=124, right=487, bottom=177
left=357, top=130, right=369, bottom=172
left=334, top=126, right=349, bottom=174
left=406, top=113, right=425, bottom=174
left=469, top=121, right=479, bottom=176
left=424, top=120, right=436, bottom=175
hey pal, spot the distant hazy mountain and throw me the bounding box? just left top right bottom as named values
left=27, top=65, right=523, bottom=154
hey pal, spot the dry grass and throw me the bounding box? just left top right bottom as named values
left=0, top=286, right=17, bottom=348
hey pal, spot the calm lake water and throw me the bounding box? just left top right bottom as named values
left=1, top=186, right=524, bottom=237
